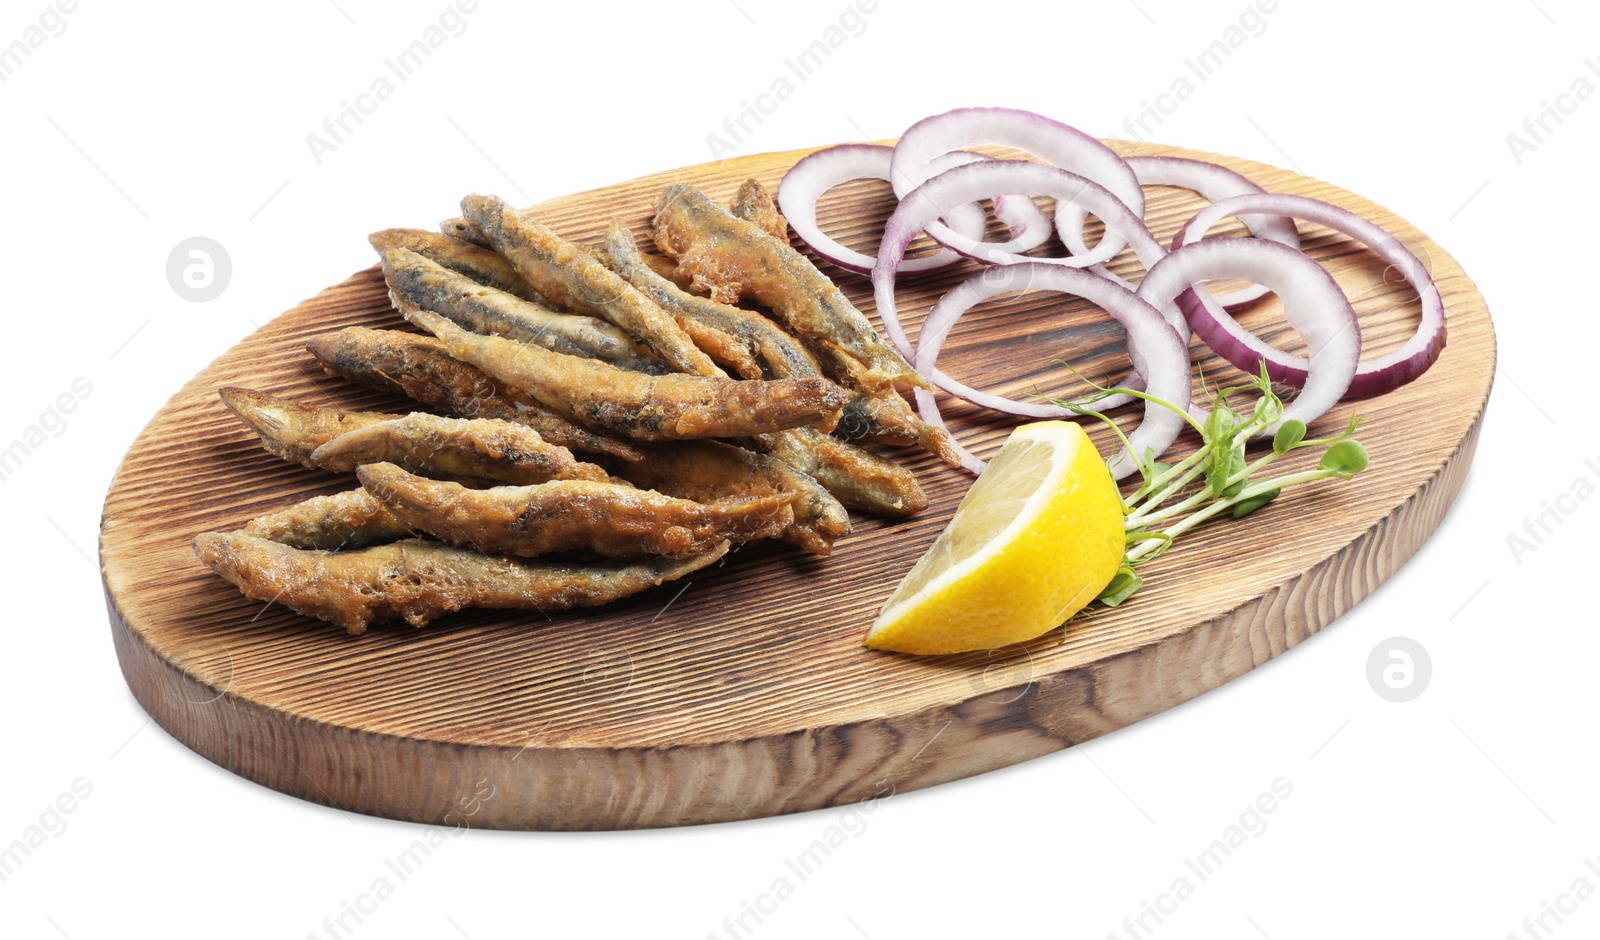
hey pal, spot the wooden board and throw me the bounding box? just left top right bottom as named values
left=99, top=141, right=1495, bottom=830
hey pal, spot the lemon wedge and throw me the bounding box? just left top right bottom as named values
left=865, top=421, right=1125, bottom=655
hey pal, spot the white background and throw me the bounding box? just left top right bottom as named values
left=1, top=0, right=1594, bottom=937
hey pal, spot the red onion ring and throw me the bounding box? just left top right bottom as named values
left=987, top=193, right=1054, bottom=254
left=1137, top=239, right=1361, bottom=431
left=1059, top=155, right=1302, bottom=308
left=777, top=145, right=992, bottom=276
left=889, top=107, right=1144, bottom=267
left=917, top=265, right=1136, bottom=417
left=873, top=159, right=1170, bottom=364
left=1174, top=193, right=1446, bottom=398
left=913, top=262, right=1192, bottom=478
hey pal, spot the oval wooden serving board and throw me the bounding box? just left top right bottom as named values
left=100, top=141, right=1494, bottom=830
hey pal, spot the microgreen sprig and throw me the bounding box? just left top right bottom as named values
left=1036, top=364, right=1370, bottom=609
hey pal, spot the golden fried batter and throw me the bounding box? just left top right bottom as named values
left=309, top=412, right=610, bottom=485
left=240, top=489, right=413, bottom=550
left=378, top=246, right=666, bottom=372
left=219, top=387, right=400, bottom=469
left=405, top=308, right=849, bottom=441
left=194, top=533, right=726, bottom=634
left=607, top=440, right=850, bottom=557
left=305, top=327, right=645, bottom=462
left=461, top=194, right=723, bottom=377
left=357, top=462, right=795, bottom=559
left=652, top=183, right=925, bottom=392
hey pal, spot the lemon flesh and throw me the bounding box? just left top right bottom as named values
left=864, top=421, right=1125, bottom=655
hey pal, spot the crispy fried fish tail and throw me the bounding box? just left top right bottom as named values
left=377, top=246, right=667, bottom=373
left=404, top=307, right=848, bottom=441
left=304, top=327, right=645, bottom=462
left=219, top=387, right=400, bottom=469
left=651, top=182, right=926, bottom=392
left=358, top=462, right=795, bottom=559
left=606, top=440, right=850, bottom=557
left=309, top=412, right=611, bottom=486
left=194, top=533, right=726, bottom=634
left=461, top=194, right=723, bottom=377
left=762, top=426, right=928, bottom=517
left=240, top=489, right=414, bottom=551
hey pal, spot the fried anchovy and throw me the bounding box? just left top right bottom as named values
left=606, top=440, right=849, bottom=556
left=760, top=426, right=928, bottom=517
left=728, top=178, right=789, bottom=240
left=461, top=194, right=722, bottom=377
left=219, top=387, right=400, bottom=468
left=305, top=327, right=645, bottom=462
left=607, top=219, right=820, bottom=382
left=358, top=462, right=794, bottom=559
left=239, top=489, right=414, bottom=551
left=378, top=246, right=666, bottom=373
left=368, top=228, right=534, bottom=301
left=652, top=182, right=925, bottom=392
left=719, top=197, right=957, bottom=462
left=607, top=221, right=958, bottom=463
left=220, top=387, right=609, bottom=487
left=309, top=412, right=611, bottom=485
left=405, top=307, right=848, bottom=441
left=194, top=533, right=726, bottom=634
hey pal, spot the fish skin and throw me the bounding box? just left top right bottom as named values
left=357, top=462, right=795, bottom=560
left=377, top=246, right=668, bottom=373
left=367, top=228, right=534, bottom=301
left=606, top=439, right=849, bottom=557
left=194, top=532, right=726, bottom=634
left=240, top=488, right=414, bottom=551
left=219, top=387, right=401, bottom=469
left=651, top=182, right=927, bottom=392
left=305, top=327, right=646, bottom=462
left=404, top=307, right=850, bottom=441
left=461, top=194, right=723, bottom=377
left=308, top=412, right=611, bottom=486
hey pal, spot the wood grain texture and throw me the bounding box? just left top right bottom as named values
left=99, top=141, right=1495, bottom=830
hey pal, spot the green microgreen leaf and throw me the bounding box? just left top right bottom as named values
left=1318, top=439, right=1370, bottom=476
left=1230, top=486, right=1281, bottom=518
left=1096, top=566, right=1144, bottom=607
left=1272, top=419, right=1307, bottom=454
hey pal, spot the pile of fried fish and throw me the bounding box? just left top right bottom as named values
left=194, top=181, right=961, bottom=633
